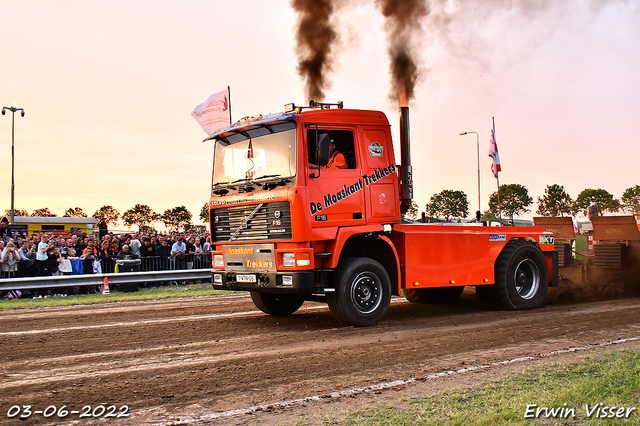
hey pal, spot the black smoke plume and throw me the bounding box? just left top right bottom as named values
left=292, top=0, right=338, bottom=102
left=377, top=0, right=428, bottom=106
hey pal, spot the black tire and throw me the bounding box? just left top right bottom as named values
left=327, top=257, right=391, bottom=327
left=402, top=286, right=465, bottom=304
left=250, top=292, right=304, bottom=316
left=476, top=240, right=549, bottom=310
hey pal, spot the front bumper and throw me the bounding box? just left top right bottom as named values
left=211, top=270, right=315, bottom=294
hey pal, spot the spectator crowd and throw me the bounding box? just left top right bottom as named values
left=0, top=220, right=213, bottom=281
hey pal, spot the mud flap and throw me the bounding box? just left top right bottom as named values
left=544, top=250, right=560, bottom=287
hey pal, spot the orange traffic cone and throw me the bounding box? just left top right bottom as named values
left=102, top=277, right=110, bottom=295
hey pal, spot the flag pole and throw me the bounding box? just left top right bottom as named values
left=227, top=85, right=232, bottom=123
left=493, top=117, right=502, bottom=225
left=496, top=171, right=502, bottom=225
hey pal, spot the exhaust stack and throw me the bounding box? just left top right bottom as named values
left=398, top=106, right=413, bottom=214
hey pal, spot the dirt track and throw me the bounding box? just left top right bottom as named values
left=1, top=290, right=640, bottom=425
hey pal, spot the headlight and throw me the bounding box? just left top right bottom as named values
left=213, top=254, right=224, bottom=268
left=282, top=253, right=295, bottom=267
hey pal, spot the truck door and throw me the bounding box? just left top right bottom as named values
left=361, top=129, right=399, bottom=221
left=305, top=127, right=366, bottom=228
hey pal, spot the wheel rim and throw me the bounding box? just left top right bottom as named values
left=350, top=271, right=382, bottom=314
left=513, top=259, right=540, bottom=299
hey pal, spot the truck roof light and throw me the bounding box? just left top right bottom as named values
left=286, top=101, right=344, bottom=113
left=238, top=115, right=264, bottom=125
left=309, top=100, right=344, bottom=110
left=284, top=103, right=303, bottom=113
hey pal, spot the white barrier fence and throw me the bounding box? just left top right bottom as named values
left=0, top=270, right=213, bottom=292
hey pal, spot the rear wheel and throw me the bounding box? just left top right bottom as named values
left=476, top=240, right=548, bottom=310
left=250, top=292, right=304, bottom=316
left=327, top=257, right=391, bottom=327
left=402, top=286, right=465, bottom=304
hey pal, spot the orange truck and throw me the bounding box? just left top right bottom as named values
left=206, top=101, right=559, bottom=326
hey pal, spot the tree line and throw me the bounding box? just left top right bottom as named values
left=7, top=183, right=640, bottom=228
left=404, top=184, right=640, bottom=223
left=4, top=203, right=212, bottom=232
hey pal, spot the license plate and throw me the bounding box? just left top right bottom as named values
left=236, top=274, right=257, bottom=283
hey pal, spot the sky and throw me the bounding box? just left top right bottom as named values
left=1, top=0, right=639, bottom=228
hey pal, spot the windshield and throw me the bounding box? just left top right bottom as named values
left=212, top=122, right=297, bottom=188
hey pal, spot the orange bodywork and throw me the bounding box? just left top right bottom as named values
left=391, top=224, right=556, bottom=291
left=208, top=107, right=557, bottom=296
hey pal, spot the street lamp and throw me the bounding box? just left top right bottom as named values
left=2, top=103, right=26, bottom=226
left=459, top=131, right=481, bottom=223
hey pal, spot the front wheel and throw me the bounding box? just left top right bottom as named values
left=476, top=240, right=549, bottom=310
left=250, top=292, right=304, bottom=316
left=327, top=258, right=391, bottom=327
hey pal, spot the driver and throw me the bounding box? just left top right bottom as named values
left=324, top=139, right=347, bottom=169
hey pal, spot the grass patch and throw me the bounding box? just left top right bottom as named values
left=0, top=283, right=236, bottom=310
left=319, top=351, right=640, bottom=425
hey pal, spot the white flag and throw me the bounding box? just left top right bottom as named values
left=191, top=89, right=230, bottom=135
left=488, top=122, right=501, bottom=178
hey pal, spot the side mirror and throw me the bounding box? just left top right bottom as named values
left=317, top=134, right=331, bottom=165
left=310, top=133, right=331, bottom=178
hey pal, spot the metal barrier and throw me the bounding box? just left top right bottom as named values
left=147, top=254, right=211, bottom=270
left=0, top=269, right=213, bottom=292
left=100, top=254, right=212, bottom=273
left=1, top=254, right=212, bottom=277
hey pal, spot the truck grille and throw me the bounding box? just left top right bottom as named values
left=211, top=201, right=292, bottom=243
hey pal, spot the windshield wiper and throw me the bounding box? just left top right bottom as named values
left=250, top=174, right=293, bottom=190
left=212, top=182, right=232, bottom=196
left=212, top=179, right=253, bottom=195
left=229, top=177, right=252, bottom=185
left=253, top=174, right=281, bottom=182
left=264, top=178, right=292, bottom=190
left=214, top=174, right=288, bottom=194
